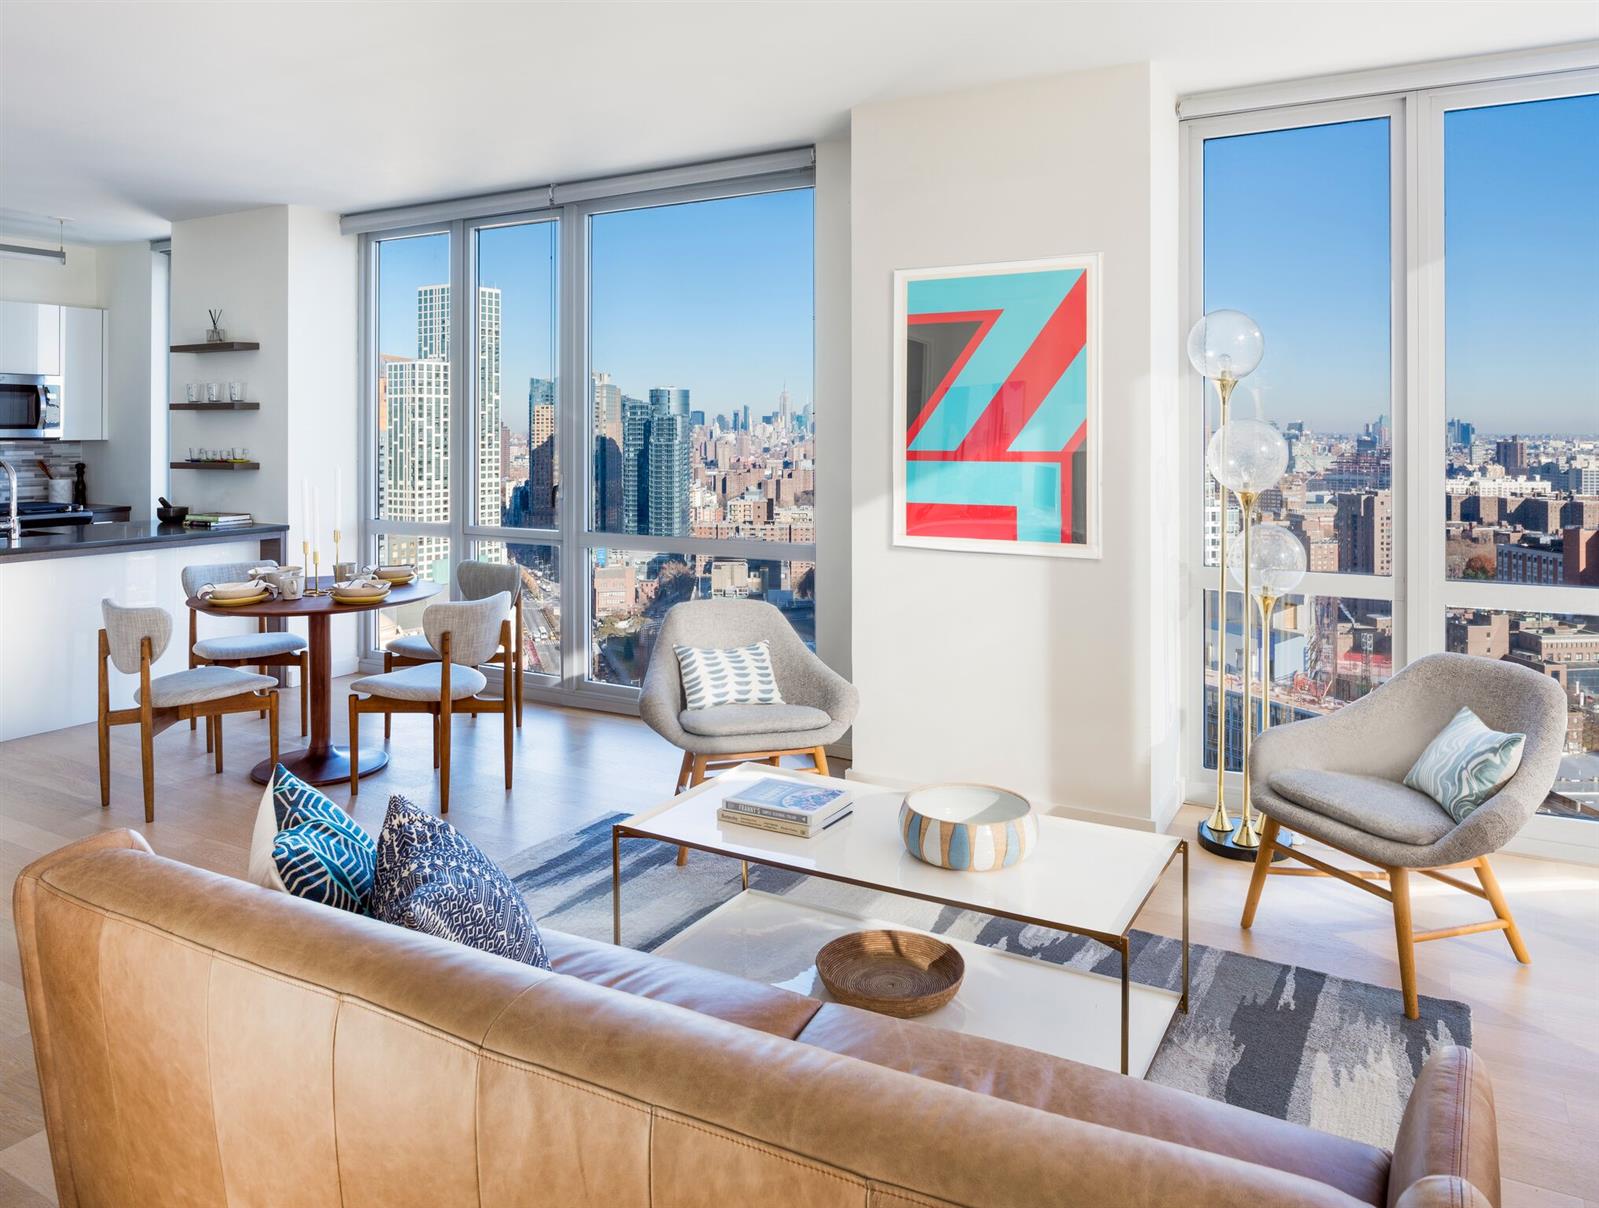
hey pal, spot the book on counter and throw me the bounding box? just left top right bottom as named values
left=716, top=804, right=853, bottom=839
left=718, top=777, right=853, bottom=837
left=183, top=512, right=254, bottom=529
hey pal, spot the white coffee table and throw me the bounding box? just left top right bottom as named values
left=612, top=764, right=1188, bottom=1076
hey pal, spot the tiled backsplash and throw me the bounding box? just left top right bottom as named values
left=0, top=441, right=87, bottom=502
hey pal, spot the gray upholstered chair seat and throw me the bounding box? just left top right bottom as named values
left=137, top=666, right=276, bottom=708
left=679, top=702, right=833, bottom=738
left=385, top=633, right=439, bottom=661
left=193, top=631, right=308, bottom=661
left=350, top=663, right=488, bottom=702
left=1268, top=770, right=1455, bottom=846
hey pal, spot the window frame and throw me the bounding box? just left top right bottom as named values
left=1180, top=69, right=1599, bottom=858
left=358, top=162, right=818, bottom=711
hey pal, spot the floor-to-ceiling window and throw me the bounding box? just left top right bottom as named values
left=1184, top=71, right=1599, bottom=839
left=359, top=156, right=816, bottom=706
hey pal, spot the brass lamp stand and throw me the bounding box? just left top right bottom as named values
left=1202, top=374, right=1237, bottom=840
left=1233, top=489, right=1262, bottom=849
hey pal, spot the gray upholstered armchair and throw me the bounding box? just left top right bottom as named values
left=1242, top=651, right=1568, bottom=1018
left=640, top=599, right=858, bottom=860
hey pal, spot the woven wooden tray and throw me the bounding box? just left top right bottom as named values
left=815, top=929, right=965, bottom=1019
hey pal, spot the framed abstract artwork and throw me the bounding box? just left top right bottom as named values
left=892, top=254, right=1101, bottom=558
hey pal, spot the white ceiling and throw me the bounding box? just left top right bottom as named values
left=3, top=1, right=1596, bottom=243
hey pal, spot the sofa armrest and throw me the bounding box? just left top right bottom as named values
left=1387, top=1047, right=1499, bottom=1208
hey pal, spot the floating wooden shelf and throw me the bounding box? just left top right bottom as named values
left=169, top=401, right=261, bottom=411
left=170, top=341, right=260, bottom=354
left=170, top=460, right=260, bottom=471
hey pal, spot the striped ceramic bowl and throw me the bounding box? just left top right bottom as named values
left=899, top=784, right=1036, bottom=873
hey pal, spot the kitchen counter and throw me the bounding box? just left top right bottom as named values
left=0, top=520, right=288, bottom=563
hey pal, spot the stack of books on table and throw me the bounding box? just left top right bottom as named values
left=184, top=512, right=254, bottom=529
left=718, top=777, right=853, bottom=839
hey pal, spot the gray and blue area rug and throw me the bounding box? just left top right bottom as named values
left=507, top=814, right=1470, bottom=1148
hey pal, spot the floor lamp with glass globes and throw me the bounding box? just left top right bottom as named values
left=1186, top=311, right=1264, bottom=852
left=1202, top=417, right=1289, bottom=856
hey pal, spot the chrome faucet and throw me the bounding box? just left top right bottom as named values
left=0, top=458, right=17, bottom=543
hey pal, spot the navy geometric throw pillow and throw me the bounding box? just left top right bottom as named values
left=269, top=764, right=376, bottom=913
left=370, top=795, right=549, bottom=969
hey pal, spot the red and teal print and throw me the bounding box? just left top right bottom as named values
left=897, top=258, right=1096, bottom=553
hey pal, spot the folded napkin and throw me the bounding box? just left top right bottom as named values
left=201, top=579, right=275, bottom=599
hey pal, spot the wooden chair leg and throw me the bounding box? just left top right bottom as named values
left=766, top=754, right=781, bottom=767
left=384, top=653, right=393, bottom=739
left=139, top=718, right=155, bottom=824
left=439, top=707, right=452, bottom=814
left=205, top=712, right=214, bottom=753
left=348, top=697, right=360, bottom=797
left=213, top=713, right=224, bottom=774
left=1241, top=817, right=1279, bottom=928
left=97, top=705, right=111, bottom=808
left=258, top=663, right=268, bottom=719
left=299, top=651, right=309, bottom=736
left=515, top=659, right=524, bottom=729
left=674, top=751, right=692, bottom=794
left=678, top=755, right=710, bottom=866
left=268, top=695, right=280, bottom=768
left=432, top=713, right=440, bottom=768
left=502, top=697, right=514, bottom=791
left=1390, top=866, right=1419, bottom=1020
left=812, top=747, right=830, bottom=777
left=1475, top=857, right=1531, bottom=964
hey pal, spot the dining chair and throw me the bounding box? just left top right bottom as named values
left=348, top=592, right=514, bottom=813
left=181, top=559, right=309, bottom=743
left=383, top=560, right=525, bottom=733
left=98, top=600, right=279, bottom=822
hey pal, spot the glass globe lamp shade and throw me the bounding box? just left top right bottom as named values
left=1228, top=522, right=1308, bottom=597
left=1187, top=310, right=1264, bottom=382
left=1206, top=418, right=1288, bottom=496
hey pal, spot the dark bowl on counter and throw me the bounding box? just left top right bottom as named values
left=156, top=504, right=189, bottom=524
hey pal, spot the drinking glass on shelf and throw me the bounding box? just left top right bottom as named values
left=228, top=381, right=246, bottom=402
left=185, top=383, right=200, bottom=403
left=236, top=446, right=251, bottom=461
left=205, top=382, right=221, bottom=402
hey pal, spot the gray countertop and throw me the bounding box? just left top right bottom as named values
left=0, top=521, right=290, bottom=564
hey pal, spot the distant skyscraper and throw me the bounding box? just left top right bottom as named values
left=528, top=377, right=557, bottom=528
left=1334, top=491, right=1393, bottom=575
left=592, top=372, right=623, bottom=531
left=647, top=388, right=692, bottom=537
left=621, top=393, right=651, bottom=534
left=384, top=283, right=502, bottom=568
left=1496, top=436, right=1528, bottom=476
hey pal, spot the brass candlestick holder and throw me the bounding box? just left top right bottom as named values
left=306, top=551, right=325, bottom=596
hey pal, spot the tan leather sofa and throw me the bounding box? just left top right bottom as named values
left=16, top=830, right=1500, bottom=1208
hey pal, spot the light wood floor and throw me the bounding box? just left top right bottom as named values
left=0, top=683, right=1595, bottom=1207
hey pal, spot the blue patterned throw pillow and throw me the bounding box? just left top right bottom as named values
left=269, top=765, right=376, bottom=914
left=674, top=641, right=784, bottom=709
left=1403, top=707, right=1526, bottom=824
left=370, top=796, right=549, bottom=969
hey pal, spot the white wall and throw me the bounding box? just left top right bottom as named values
left=0, top=237, right=100, bottom=306
left=848, top=63, right=1182, bottom=829
left=168, top=205, right=358, bottom=671
left=88, top=243, right=163, bottom=519
left=814, top=137, right=853, bottom=700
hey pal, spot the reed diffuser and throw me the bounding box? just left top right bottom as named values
left=206, top=308, right=226, bottom=343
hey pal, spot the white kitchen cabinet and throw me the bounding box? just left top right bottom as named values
left=0, top=301, right=63, bottom=375
left=60, top=306, right=107, bottom=440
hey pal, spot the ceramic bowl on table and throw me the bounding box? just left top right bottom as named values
left=899, top=783, right=1036, bottom=872
left=371, top=564, right=416, bottom=584
left=330, top=579, right=391, bottom=605
left=816, top=930, right=965, bottom=1018
left=200, top=579, right=273, bottom=608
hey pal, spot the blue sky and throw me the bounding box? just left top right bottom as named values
left=1204, top=93, right=1597, bottom=435
left=378, top=188, right=814, bottom=433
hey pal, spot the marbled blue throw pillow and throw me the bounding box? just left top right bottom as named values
left=269, top=765, right=376, bottom=914
left=370, top=795, right=549, bottom=969
left=1403, top=707, right=1526, bottom=824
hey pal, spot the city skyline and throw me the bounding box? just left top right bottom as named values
left=1205, top=93, right=1597, bottom=433
left=377, top=188, right=815, bottom=434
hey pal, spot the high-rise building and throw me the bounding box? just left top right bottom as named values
left=528, top=381, right=557, bottom=529
left=383, top=283, right=503, bottom=567
left=621, top=393, right=651, bottom=533
left=592, top=372, right=623, bottom=531
left=1495, top=436, right=1528, bottom=476
left=646, top=388, right=692, bottom=536
left=1334, top=491, right=1393, bottom=575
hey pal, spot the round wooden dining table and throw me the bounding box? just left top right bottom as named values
left=185, top=575, right=441, bottom=786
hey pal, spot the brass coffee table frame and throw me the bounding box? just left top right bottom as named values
left=612, top=821, right=1188, bottom=1076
